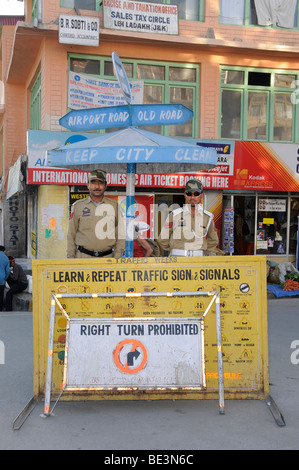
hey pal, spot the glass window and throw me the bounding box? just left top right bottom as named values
left=142, top=0, right=202, bottom=21
left=70, top=58, right=99, bottom=75
left=61, top=0, right=98, bottom=10
left=257, top=197, right=288, bottom=255
left=219, top=0, right=298, bottom=28
left=104, top=61, right=133, bottom=78
left=169, top=87, right=194, bottom=137
left=171, top=0, right=199, bottom=21
left=220, top=67, right=299, bottom=142
left=30, top=72, right=41, bottom=130
left=248, top=72, right=270, bottom=87
left=219, top=0, right=245, bottom=25
left=221, top=70, right=244, bottom=85
left=275, top=74, right=297, bottom=88
left=169, top=67, right=196, bottom=82
left=137, top=64, right=165, bottom=80
left=140, top=85, right=163, bottom=133
left=221, top=90, right=241, bottom=139
left=247, top=91, right=268, bottom=140
left=274, top=94, right=293, bottom=141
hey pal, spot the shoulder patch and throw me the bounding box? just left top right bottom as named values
left=172, top=207, right=183, bottom=216
left=204, top=209, right=214, bottom=218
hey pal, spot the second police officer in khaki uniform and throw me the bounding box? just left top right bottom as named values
left=158, top=179, right=223, bottom=256
left=67, top=169, right=125, bottom=259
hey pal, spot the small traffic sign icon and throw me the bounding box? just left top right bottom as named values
left=113, top=339, right=147, bottom=374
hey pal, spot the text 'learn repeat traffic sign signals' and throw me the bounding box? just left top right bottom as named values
left=59, top=103, right=194, bottom=131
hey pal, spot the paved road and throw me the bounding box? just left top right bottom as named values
left=0, top=298, right=298, bottom=450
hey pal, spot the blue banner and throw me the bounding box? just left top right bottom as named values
left=47, top=144, right=216, bottom=166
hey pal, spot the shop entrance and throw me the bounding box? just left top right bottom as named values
left=223, top=193, right=299, bottom=261
left=223, top=194, right=255, bottom=255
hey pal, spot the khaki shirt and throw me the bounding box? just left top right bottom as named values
left=67, top=196, right=125, bottom=258
left=158, top=205, right=220, bottom=254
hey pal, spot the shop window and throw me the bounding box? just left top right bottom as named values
left=257, top=197, right=288, bottom=255
left=219, top=0, right=298, bottom=28
left=220, top=67, right=299, bottom=142
left=224, top=194, right=298, bottom=258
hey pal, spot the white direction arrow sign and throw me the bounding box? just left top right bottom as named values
left=112, top=52, right=132, bottom=104
left=59, top=104, right=193, bottom=131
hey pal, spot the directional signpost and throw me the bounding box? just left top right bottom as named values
left=59, top=103, right=194, bottom=131
left=112, top=51, right=132, bottom=105
left=113, top=52, right=135, bottom=256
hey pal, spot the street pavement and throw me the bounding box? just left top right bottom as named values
left=0, top=297, right=298, bottom=450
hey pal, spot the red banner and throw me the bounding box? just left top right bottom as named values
left=27, top=141, right=299, bottom=192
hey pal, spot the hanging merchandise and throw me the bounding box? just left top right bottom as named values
left=254, top=0, right=297, bottom=28
left=223, top=208, right=234, bottom=254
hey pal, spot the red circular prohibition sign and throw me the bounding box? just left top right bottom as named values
left=113, top=339, right=147, bottom=374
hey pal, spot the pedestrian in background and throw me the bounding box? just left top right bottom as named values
left=5, top=256, right=28, bottom=311
left=0, top=246, right=10, bottom=311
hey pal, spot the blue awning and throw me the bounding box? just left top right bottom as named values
left=46, top=127, right=217, bottom=172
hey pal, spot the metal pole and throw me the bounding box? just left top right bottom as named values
left=215, top=292, right=225, bottom=414
left=125, top=162, right=136, bottom=257
left=43, top=295, right=56, bottom=417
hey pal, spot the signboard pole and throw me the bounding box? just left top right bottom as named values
left=125, top=163, right=135, bottom=257
left=111, top=53, right=135, bottom=258
left=43, top=296, right=57, bottom=416
left=215, top=293, right=225, bottom=414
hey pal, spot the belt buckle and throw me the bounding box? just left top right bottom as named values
left=187, top=250, right=193, bottom=256
left=94, top=251, right=99, bottom=257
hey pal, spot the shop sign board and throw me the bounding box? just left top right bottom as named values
left=32, top=256, right=269, bottom=401
left=59, top=104, right=194, bottom=131
left=59, top=14, right=99, bottom=46
left=103, top=0, right=179, bottom=35
left=258, top=198, right=286, bottom=212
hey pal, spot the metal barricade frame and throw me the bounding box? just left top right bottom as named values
left=43, top=290, right=224, bottom=417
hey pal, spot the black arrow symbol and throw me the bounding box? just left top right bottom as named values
left=127, top=348, right=140, bottom=366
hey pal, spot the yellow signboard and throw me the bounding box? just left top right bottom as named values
left=32, top=255, right=269, bottom=401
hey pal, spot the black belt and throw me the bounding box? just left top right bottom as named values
left=77, top=246, right=113, bottom=257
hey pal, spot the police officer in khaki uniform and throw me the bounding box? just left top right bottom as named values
left=67, top=169, right=125, bottom=259
left=158, top=179, right=223, bottom=256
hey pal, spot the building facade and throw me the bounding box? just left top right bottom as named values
left=1, top=0, right=299, bottom=263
